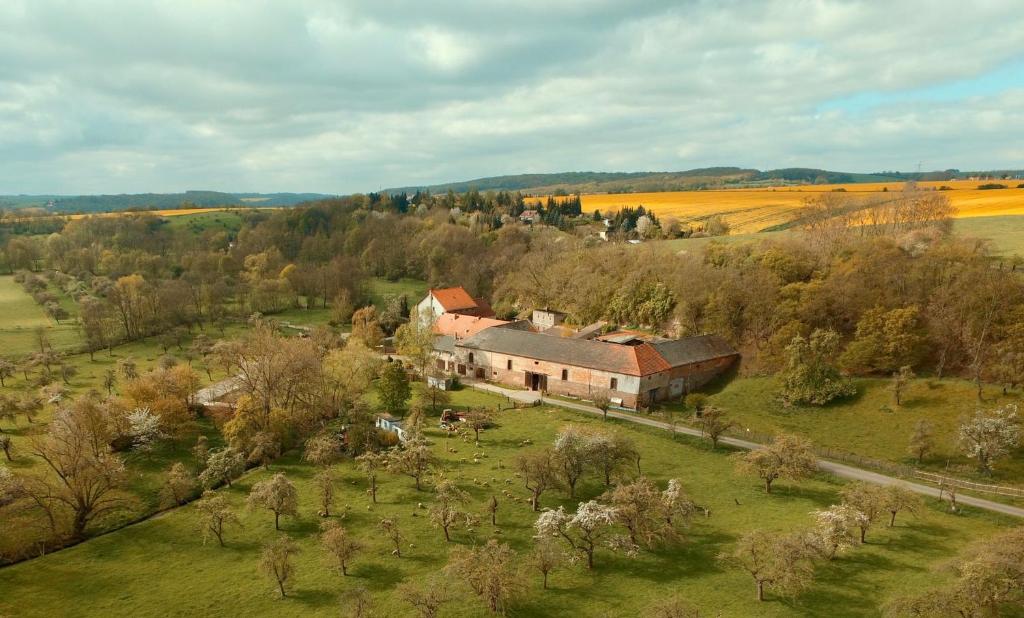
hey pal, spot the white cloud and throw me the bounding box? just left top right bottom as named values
left=1, top=0, right=1023, bottom=194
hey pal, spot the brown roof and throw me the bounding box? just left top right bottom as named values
left=458, top=328, right=737, bottom=377
left=432, top=313, right=509, bottom=340
left=429, top=287, right=478, bottom=311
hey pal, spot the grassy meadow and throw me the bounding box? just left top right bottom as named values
left=0, top=275, right=81, bottom=356
left=697, top=377, right=1024, bottom=487
left=1, top=402, right=1017, bottom=617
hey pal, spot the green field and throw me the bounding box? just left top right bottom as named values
left=163, top=210, right=244, bottom=234
left=368, top=277, right=429, bottom=309
left=701, top=376, right=1024, bottom=484
left=0, top=275, right=81, bottom=356
left=0, top=403, right=1017, bottom=617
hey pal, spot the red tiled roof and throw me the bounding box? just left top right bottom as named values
left=430, top=287, right=478, bottom=311
left=633, top=343, right=672, bottom=375
left=432, top=313, right=509, bottom=339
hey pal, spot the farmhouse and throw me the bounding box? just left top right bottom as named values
left=417, top=286, right=496, bottom=323
left=438, top=327, right=737, bottom=409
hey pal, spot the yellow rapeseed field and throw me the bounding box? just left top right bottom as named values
left=536, top=179, right=1024, bottom=234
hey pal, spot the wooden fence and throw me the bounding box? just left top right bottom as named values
left=912, top=471, right=1024, bottom=499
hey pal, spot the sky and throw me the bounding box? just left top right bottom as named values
left=1, top=0, right=1024, bottom=195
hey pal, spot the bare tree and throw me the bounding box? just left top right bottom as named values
left=429, top=478, right=475, bottom=542
left=314, top=469, right=335, bottom=517
left=378, top=517, right=404, bottom=557
left=515, top=448, right=560, bottom=511
left=906, top=420, right=934, bottom=464
left=339, top=586, right=373, bottom=618
left=159, top=462, right=196, bottom=507
left=388, top=436, right=435, bottom=491
left=648, top=595, right=701, bottom=618
left=462, top=409, right=495, bottom=444
left=719, top=529, right=816, bottom=602
left=356, top=451, right=387, bottom=503
left=397, top=575, right=452, bottom=618
left=320, top=520, right=362, bottom=576
left=446, top=539, right=522, bottom=614
left=259, top=535, right=299, bottom=598
left=194, top=490, right=240, bottom=547
left=694, top=405, right=733, bottom=449
left=734, top=434, right=817, bottom=494
left=528, top=537, right=564, bottom=590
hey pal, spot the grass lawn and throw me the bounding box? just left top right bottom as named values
left=0, top=275, right=81, bottom=356
left=701, top=376, right=1024, bottom=484
left=367, top=277, right=428, bottom=309
left=162, top=210, right=244, bottom=234
left=0, top=404, right=1018, bottom=617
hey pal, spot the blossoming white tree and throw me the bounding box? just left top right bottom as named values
left=127, top=407, right=165, bottom=453
left=958, top=404, right=1020, bottom=473
left=809, top=504, right=867, bottom=559
left=534, top=500, right=626, bottom=569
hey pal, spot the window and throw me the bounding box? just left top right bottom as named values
left=507, top=359, right=512, bottom=370
left=610, top=377, right=618, bottom=389
left=468, top=353, right=474, bottom=364
left=561, top=369, right=568, bottom=381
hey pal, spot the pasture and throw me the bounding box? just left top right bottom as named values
left=0, top=275, right=81, bottom=355
left=0, top=404, right=1016, bottom=618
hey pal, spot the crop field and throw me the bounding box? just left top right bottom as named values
left=542, top=180, right=1024, bottom=234
left=0, top=403, right=1017, bottom=617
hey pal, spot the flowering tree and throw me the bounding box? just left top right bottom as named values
left=356, top=451, right=388, bottom=503
left=127, top=407, right=165, bottom=453
left=553, top=425, right=592, bottom=498
left=534, top=500, right=626, bottom=569
left=429, top=479, right=475, bottom=542
left=194, top=490, right=239, bottom=547
left=603, top=476, right=671, bottom=548
left=446, top=540, right=522, bottom=614
left=809, top=504, right=867, bottom=559
left=734, top=433, right=818, bottom=494
left=958, top=404, right=1020, bottom=473
left=198, top=447, right=245, bottom=489
left=720, top=529, right=816, bottom=602
left=662, top=478, right=697, bottom=527
left=839, top=482, right=887, bottom=543
left=388, top=436, right=435, bottom=490
left=320, top=520, right=362, bottom=576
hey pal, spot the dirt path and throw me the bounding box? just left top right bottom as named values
left=469, top=382, right=1024, bottom=519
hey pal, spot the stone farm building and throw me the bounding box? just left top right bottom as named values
left=424, top=288, right=738, bottom=409
left=417, top=287, right=495, bottom=323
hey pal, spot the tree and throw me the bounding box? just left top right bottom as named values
left=648, top=596, right=701, bottom=618
left=553, top=425, right=592, bottom=499
left=841, top=306, right=925, bottom=374
left=194, top=490, right=240, bottom=547
left=193, top=435, right=210, bottom=470
left=907, top=420, right=935, bottom=464
left=378, top=362, right=411, bottom=413
left=0, top=358, right=14, bottom=387
left=662, top=479, right=697, bottom=527
left=160, top=462, right=196, bottom=507
left=314, top=469, right=335, bottom=517
left=588, top=431, right=637, bottom=487
left=356, top=451, right=387, bottom=503
left=394, top=315, right=435, bottom=378
left=378, top=517, right=405, bottom=557
left=463, top=408, right=495, bottom=444
left=779, top=329, right=856, bottom=405
left=198, top=447, right=245, bottom=489
left=429, top=478, right=474, bottom=542
left=516, top=448, right=560, bottom=511
left=388, top=436, right=434, bottom=490
left=340, top=585, right=373, bottom=618
left=891, top=366, right=915, bottom=406
left=734, top=434, right=817, bottom=494
left=246, top=431, right=281, bottom=469
left=0, top=434, right=12, bottom=462
left=882, top=485, right=923, bottom=527
left=303, top=433, right=342, bottom=467
left=592, top=394, right=612, bottom=421
left=809, top=504, right=866, bottom=559
left=248, top=473, right=299, bottom=530
left=534, top=501, right=624, bottom=569
left=397, top=575, right=451, bottom=618
left=720, top=529, right=816, bottom=602
left=603, top=476, right=673, bottom=548
left=528, top=537, right=564, bottom=590
left=839, top=482, right=887, bottom=543
left=320, top=520, right=362, bottom=576
left=486, top=495, right=499, bottom=525
left=127, top=407, right=165, bottom=454
left=694, top=405, right=733, bottom=449
left=24, top=404, right=128, bottom=539
left=446, top=539, right=522, bottom=614
left=350, top=306, right=384, bottom=348
left=958, top=404, right=1020, bottom=473
left=259, top=535, right=299, bottom=598
left=420, top=382, right=450, bottom=414
left=102, top=369, right=117, bottom=396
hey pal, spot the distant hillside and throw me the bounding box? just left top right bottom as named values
left=0, top=191, right=334, bottom=213
left=383, top=167, right=1024, bottom=196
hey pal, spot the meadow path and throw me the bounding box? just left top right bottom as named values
left=468, top=381, right=1024, bottom=519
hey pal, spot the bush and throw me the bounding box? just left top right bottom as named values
left=978, top=183, right=1007, bottom=190
left=684, top=393, right=708, bottom=412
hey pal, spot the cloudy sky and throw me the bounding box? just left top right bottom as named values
left=2, top=0, right=1023, bottom=195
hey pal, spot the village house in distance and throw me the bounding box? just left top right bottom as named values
left=422, top=287, right=739, bottom=409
